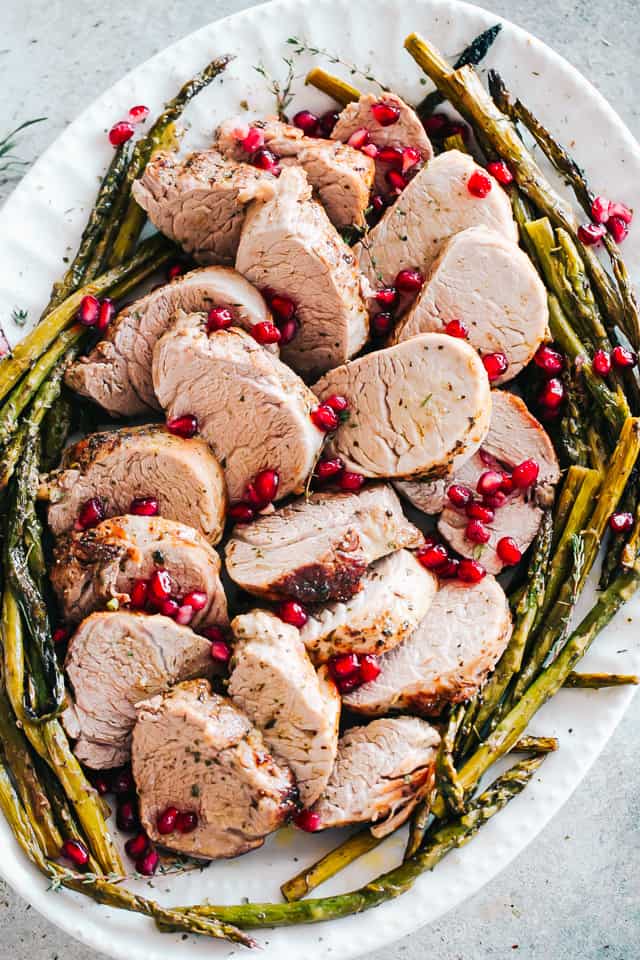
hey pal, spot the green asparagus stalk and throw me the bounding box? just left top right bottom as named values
left=512, top=736, right=558, bottom=753
left=0, top=752, right=49, bottom=871
left=552, top=467, right=589, bottom=544
left=404, top=796, right=432, bottom=861
left=564, top=672, right=638, bottom=688
left=305, top=67, right=360, bottom=105
left=416, top=24, right=502, bottom=117
left=435, top=705, right=465, bottom=814
left=600, top=471, right=639, bottom=586
left=281, top=828, right=380, bottom=902
left=40, top=391, right=73, bottom=471
left=38, top=760, right=102, bottom=875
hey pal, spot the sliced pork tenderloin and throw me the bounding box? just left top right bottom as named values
left=63, top=612, right=213, bottom=768
left=65, top=266, right=276, bottom=418
left=313, top=333, right=491, bottom=479
left=131, top=150, right=277, bottom=265
left=299, top=549, right=437, bottom=663
left=308, top=716, right=440, bottom=837
left=133, top=680, right=296, bottom=859
left=50, top=515, right=228, bottom=627
left=343, top=576, right=512, bottom=716
left=45, top=426, right=226, bottom=543
left=152, top=315, right=324, bottom=503
left=225, top=485, right=423, bottom=602
left=235, top=166, right=368, bottom=378
left=216, top=117, right=374, bottom=229
left=228, top=610, right=340, bottom=807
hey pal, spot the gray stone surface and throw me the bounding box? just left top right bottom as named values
left=0, top=1, right=639, bottom=958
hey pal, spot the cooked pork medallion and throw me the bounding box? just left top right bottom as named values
left=50, top=515, right=228, bottom=627
left=65, top=266, right=276, bottom=417
left=313, top=333, right=491, bottom=479
left=216, top=117, right=374, bottom=229
left=152, top=316, right=324, bottom=502
left=308, top=716, right=440, bottom=837
left=132, top=150, right=277, bottom=265
left=392, top=226, right=549, bottom=383
left=299, top=549, right=437, bottom=662
left=228, top=610, right=340, bottom=807
left=225, top=485, right=423, bottom=602
left=343, top=576, right=512, bottom=716
left=63, top=612, right=213, bottom=769
left=236, top=166, right=369, bottom=377
left=45, top=426, right=226, bottom=544
left=133, top=679, right=296, bottom=859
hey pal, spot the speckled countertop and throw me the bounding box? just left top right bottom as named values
left=1, top=1, right=639, bottom=958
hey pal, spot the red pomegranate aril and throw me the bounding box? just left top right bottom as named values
left=311, top=404, right=339, bottom=432
left=112, top=768, right=134, bottom=795
left=482, top=352, right=509, bottom=382
left=167, top=263, right=184, bottom=281
left=592, top=349, right=612, bottom=376
left=52, top=626, right=71, bottom=645
left=229, top=502, right=255, bottom=523
left=251, top=321, right=282, bottom=345
left=447, top=483, right=473, bottom=508
left=423, top=113, right=448, bottom=134
left=608, top=216, right=629, bottom=243
left=339, top=471, right=365, bottom=492
left=500, top=474, right=514, bottom=494
left=386, top=169, right=408, bottom=192
left=97, top=298, right=115, bottom=332
left=148, top=569, right=172, bottom=603
left=130, top=496, right=159, bottom=516
left=609, top=201, right=633, bottom=224
left=347, top=128, right=370, bottom=149
left=293, top=110, right=319, bottom=136
left=295, top=809, right=322, bottom=832
left=92, top=774, right=110, bottom=796
left=125, top=833, right=149, bottom=860
left=315, top=457, right=344, bottom=481
left=512, top=458, right=540, bottom=489
left=252, top=147, right=280, bottom=176
left=324, top=394, right=349, bottom=414
left=109, top=121, right=134, bottom=146
left=76, top=497, right=105, bottom=530
left=359, top=654, right=381, bottom=683
left=128, top=104, right=149, bottom=123
left=78, top=294, right=100, bottom=327
left=210, top=639, right=232, bottom=663
left=375, top=286, right=397, bottom=307
left=372, top=312, right=394, bottom=337
left=203, top=625, right=224, bottom=644
left=438, top=558, right=460, bottom=579
left=166, top=414, right=198, bottom=438
left=457, top=558, right=486, bottom=584
left=612, top=345, right=637, bottom=369
left=486, top=160, right=514, bottom=185
left=534, top=344, right=564, bottom=375
left=242, top=126, right=265, bottom=153
left=157, top=805, right=179, bottom=835
left=269, top=294, right=296, bottom=322
left=61, top=839, right=89, bottom=868
left=538, top=377, right=565, bottom=410
left=252, top=468, right=280, bottom=504
left=175, top=604, right=194, bottom=626
left=129, top=579, right=148, bottom=610
left=377, top=145, right=404, bottom=168
left=467, top=170, right=492, bottom=197
left=395, top=268, right=424, bottom=293
left=578, top=222, right=607, bottom=246
left=207, top=306, right=234, bottom=331
left=371, top=194, right=386, bottom=214
left=497, top=537, right=522, bottom=565
left=182, top=591, right=207, bottom=612
left=277, top=600, right=308, bottom=628
left=483, top=490, right=508, bottom=509
left=371, top=100, right=400, bottom=126
left=591, top=195, right=611, bottom=223
left=466, top=501, right=494, bottom=523
left=176, top=811, right=198, bottom=834
left=402, top=146, right=422, bottom=173
left=609, top=511, right=634, bottom=533
left=466, top=519, right=490, bottom=544
left=476, top=470, right=504, bottom=497
left=417, top=543, right=449, bottom=570
left=444, top=318, right=468, bottom=339
left=117, top=799, right=138, bottom=832
left=329, top=653, right=360, bottom=678
left=137, top=850, right=160, bottom=877
left=319, top=110, right=339, bottom=136
left=278, top=317, right=298, bottom=344
left=160, top=598, right=180, bottom=619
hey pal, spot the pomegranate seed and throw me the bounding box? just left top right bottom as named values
left=125, top=833, right=149, bottom=860
left=438, top=558, right=460, bottom=579
left=612, top=345, right=637, bottom=369
left=496, top=537, right=522, bottom=566
left=136, top=849, right=159, bottom=876
left=538, top=377, right=565, bottom=410
left=486, top=160, right=514, bottom=185
left=157, top=806, right=179, bottom=835
left=500, top=474, right=514, bottom=494
left=609, top=201, right=633, bottom=223
left=347, top=128, right=370, bottom=149
left=417, top=543, right=449, bottom=570
left=315, top=457, right=344, bottom=482
left=203, top=625, right=224, bottom=643
left=175, top=604, right=194, bottom=626
left=591, top=195, right=611, bottom=223
left=96, top=298, right=115, bottom=332
left=512, top=458, right=540, bottom=489
left=229, top=503, right=255, bottom=523
left=117, top=799, right=138, bottom=832
left=609, top=511, right=634, bottom=533
left=112, top=768, right=134, bottom=794
left=482, top=352, right=509, bottom=381
left=278, top=317, right=298, bottom=344
left=466, top=519, right=490, bottom=544
left=176, top=811, right=198, bottom=834
left=324, top=394, right=349, bottom=414
left=534, top=344, right=564, bottom=375
left=466, top=501, right=494, bottom=523
left=359, top=654, right=381, bottom=683
left=423, top=113, right=448, bottom=134
left=129, top=579, right=148, bottom=610
left=371, top=194, right=386, bottom=214
left=377, top=146, right=404, bottom=168
left=252, top=147, right=280, bottom=176
left=76, top=497, right=105, bottom=530
left=92, top=774, right=110, bottom=796
left=592, top=349, right=612, bottom=376
left=402, top=147, right=422, bottom=173
left=372, top=312, right=394, bottom=337
left=329, top=653, right=360, bottom=678
left=467, top=170, right=492, bottom=197
left=269, top=294, right=296, bottom=322
left=371, top=100, right=400, bottom=126
left=361, top=143, right=379, bottom=159
left=277, top=600, right=308, bottom=628
left=319, top=110, right=339, bottom=136
left=77, top=294, right=100, bottom=327
left=109, top=121, right=134, bottom=146
left=457, top=558, right=486, bottom=583
left=207, top=306, right=233, bottom=331
left=608, top=216, right=629, bottom=243
left=339, top=471, right=365, bottom=492
left=52, top=626, right=71, bottom=645
left=295, top=810, right=322, bottom=831
left=167, top=263, right=184, bottom=281
left=130, top=496, right=159, bottom=516
left=210, top=639, right=232, bottom=663
left=483, top=491, right=508, bottom=509
left=386, top=169, right=408, bottom=192
left=166, top=415, right=198, bottom=438
left=182, top=591, right=207, bottom=612
left=148, top=569, right=172, bottom=603
left=128, top=104, right=149, bottom=123
left=395, top=269, right=424, bottom=293
left=61, top=839, right=89, bottom=868
left=293, top=110, right=319, bottom=136
left=251, top=321, right=282, bottom=345
left=375, top=287, right=397, bottom=307
left=477, top=470, right=504, bottom=497
left=242, top=126, right=265, bottom=153
left=445, top=483, right=471, bottom=508
left=311, top=404, right=339, bottom=432
left=160, top=598, right=179, bottom=619
left=250, top=468, right=280, bottom=505
left=578, top=222, right=607, bottom=246
left=444, top=318, right=468, bottom=339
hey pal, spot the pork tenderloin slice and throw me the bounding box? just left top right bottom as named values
left=392, top=226, right=549, bottom=384
left=65, top=266, right=275, bottom=418
left=216, top=117, right=374, bottom=229
left=331, top=92, right=434, bottom=197
left=131, top=150, right=277, bottom=265
left=63, top=611, right=213, bottom=769
left=228, top=610, right=340, bottom=807
left=235, top=166, right=369, bottom=378
left=313, top=333, right=491, bottom=479
left=133, top=680, right=296, bottom=859
left=225, top=484, right=423, bottom=602
left=152, top=315, right=323, bottom=503
left=309, top=716, right=440, bottom=837
left=45, top=425, right=226, bottom=544
left=299, top=549, right=437, bottom=662
left=357, top=150, right=518, bottom=295
left=343, top=576, right=512, bottom=716
left=51, top=515, right=228, bottom=627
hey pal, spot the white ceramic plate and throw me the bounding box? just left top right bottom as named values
left=1, top=1, right=639, bottom=957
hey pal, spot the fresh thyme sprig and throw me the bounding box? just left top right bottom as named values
left=253, top=58, right=298, bottom=119
left=286, top=36, right=390, bottom=91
